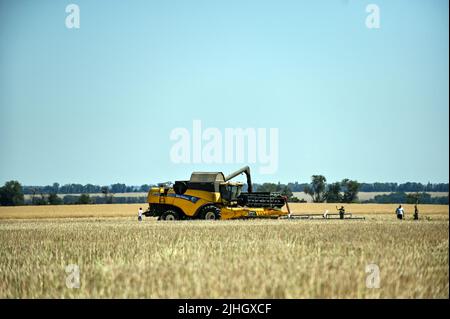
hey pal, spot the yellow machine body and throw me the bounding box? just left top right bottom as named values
left=146, top=186, right=286, bottom=220
left=145, top=167, right=287, bottom=220
left=147, top=187, right=219, bottom=218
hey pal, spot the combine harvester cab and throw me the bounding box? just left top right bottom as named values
left=144, top=166, right=288, bottom=220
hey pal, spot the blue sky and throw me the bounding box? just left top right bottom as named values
left=0, top=0, right=448, bottom=185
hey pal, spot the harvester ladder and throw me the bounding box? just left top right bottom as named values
left=159, top=188, right=166, bottom=204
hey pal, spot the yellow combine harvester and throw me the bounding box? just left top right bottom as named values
left=144, top=166, right=288, bottom=220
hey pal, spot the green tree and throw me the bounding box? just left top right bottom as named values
left=304, top=175, right=327, bottom=203
left=256, top=183, right=279, bottom=193
left=111, top=183, right=126, bottom=193
left=48, top=192, right=62, bottom=205
left=77, top=194, right=91, bottom=205
left=279, top=185, right=293, bottom=199
left=325, top=182, right=342, bottom=203
left=32, top=194, right=48, bottom=205
left=406, top=192, right=429, bottom=204
left=341, top=179, right=360, bottom=203
left=52, top=182, right=60, bottom=194
left=140, top=184, right=151, bottom=192
left=0, top=181, right=24, bottom=206
left=101, top=186, right=113, bottom=204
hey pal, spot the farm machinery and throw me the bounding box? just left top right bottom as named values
left=144, top=166, right=287, bottom=220
left=144, top=166, right=365, bottom=221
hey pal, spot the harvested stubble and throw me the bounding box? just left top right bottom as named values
left=0, top=216, right=448, bottom=298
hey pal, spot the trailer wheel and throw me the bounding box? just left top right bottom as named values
left=161, top=210, right=179, bottom=221
left=199, top=205, right=221, bottom=220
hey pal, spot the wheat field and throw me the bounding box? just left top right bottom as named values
left=0, top=203, right=447, bottom=219
left=0, top=204, right=448, bottom=298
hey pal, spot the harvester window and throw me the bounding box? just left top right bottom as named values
left=220, top=184, right=242, bottom=202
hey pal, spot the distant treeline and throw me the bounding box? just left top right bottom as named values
left=363, top=192, right=449, bottom=205
left=22, top=181, right=449, bottom=195
left=1, top=180, right=448, bottom=207
left=22, top=183, right=153, bottom=195
left=282, top=182, right=448, bottom=193
left=25, top=194, right=147, bottom=205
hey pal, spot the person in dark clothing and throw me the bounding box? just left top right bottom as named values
left=336, top=206, right=345, bottom=219
left=414, top=204, right=419, bottom=220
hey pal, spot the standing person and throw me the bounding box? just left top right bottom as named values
left=336, top=206, right=345, bottom=219
left=414, top=204, right=419, bottom=220
left=138, top=207, right=143, bottom=222
left=395, top=205, right=404, bottom=220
